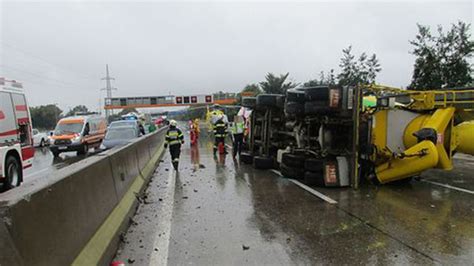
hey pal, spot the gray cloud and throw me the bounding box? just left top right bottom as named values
left=1, top=1, right=472, bottom=112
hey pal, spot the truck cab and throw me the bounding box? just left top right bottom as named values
left=0, top=78, right=34, bottom=190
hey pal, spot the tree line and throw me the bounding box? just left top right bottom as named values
left=241, top=21, right=472, bottom=96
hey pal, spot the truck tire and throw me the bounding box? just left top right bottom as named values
left=253, top=156, right=273, bottom=169
left=304, top=171, right=325, bottom=186
left=52, top=151, right=60, bottom=158
left=304, top=158, right=324, bottom=172
left=285, top=102, right=305, bottom=116
left=286, top=89, right=305, bottom=103
left=280, top=163, right=304, bottom=179
left=3, top=156, right=22, bottom=190
left=304, top=101, right=330, bottom=115
left=240, top=152, right=253, bottom=164
left=281, top=153, right=305, bottom=169
left=40, top=139, right=45, bottom=147
left=242, top=97, right=257, bottom=109
left=304, top=86, right=330, bottom=101
left=256, top=94, right=285, bottom=109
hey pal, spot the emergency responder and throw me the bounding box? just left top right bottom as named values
left=213, top=115, right=228, bottom=155
left=164, top=120, right=184, bottom=170
left=230, top=115, right=245, bottom=158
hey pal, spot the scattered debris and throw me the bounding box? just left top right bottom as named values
left=242, top=245, right=250, bottom=250
left=158, top=198, right=163, bottom=201
left=182, top=196, right=188, bottom=199
left=127, top=258, right=135, bottom=264
left=193, top=189, right=198, bottom=192
left=199, top=164, right=206, bottom=169
left=165, top=168, right=169, bottom=171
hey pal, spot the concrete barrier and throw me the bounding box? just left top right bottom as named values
left=0, top=127, right=167, bottom=266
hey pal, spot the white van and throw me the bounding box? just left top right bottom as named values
left=0, top=78, right=34, bottom=190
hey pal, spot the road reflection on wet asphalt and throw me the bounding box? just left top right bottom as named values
left=115, top=130, right=474, bottom=265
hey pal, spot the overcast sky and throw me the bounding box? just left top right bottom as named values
left=0, top=1, right=472, bottom=112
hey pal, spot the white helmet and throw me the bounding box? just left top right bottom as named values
left=169, top=120, right=177, bottom=126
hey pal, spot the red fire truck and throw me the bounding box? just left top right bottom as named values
left=0, top=78, right=34, bottom=190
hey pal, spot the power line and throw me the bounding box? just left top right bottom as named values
left=0, top=40, right=97, bottom=82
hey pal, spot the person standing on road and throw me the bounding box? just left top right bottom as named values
left=230, top=115, right=245, bottom=158
left=213, top=115, right=228, bottom=155
left=164, top=120, right=184, bottom=170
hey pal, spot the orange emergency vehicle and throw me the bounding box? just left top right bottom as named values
left=49, top=115, right=107, bottom=157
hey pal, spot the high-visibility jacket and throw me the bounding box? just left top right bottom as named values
left=230, top=122, right=245, bottom=135
left=213, top=120, right=227, bottom=138
left=165, top=127, right=184, bottom=146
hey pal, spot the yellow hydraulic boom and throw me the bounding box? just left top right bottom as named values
left=363, top=86, right=474, bottom=184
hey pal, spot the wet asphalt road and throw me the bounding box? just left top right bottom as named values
left=0, top=146, right=100, bottom=194
left=114, top=132, right=474, bottom=265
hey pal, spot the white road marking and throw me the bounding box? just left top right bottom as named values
left=270, top=169, right=338, bottom=204
left=149, top=164, right=176, bottom=266
left=421, top=180, right=474, bottom=195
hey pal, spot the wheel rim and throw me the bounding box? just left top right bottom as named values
left=7, top=163, right=19, bottom=187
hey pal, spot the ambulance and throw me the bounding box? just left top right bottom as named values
left=0, top=78, right=34, bottom=190
left=49, top=115, right=107, bottom=157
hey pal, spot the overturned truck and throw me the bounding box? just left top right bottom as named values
left=240, top=85, right=474, bottom=188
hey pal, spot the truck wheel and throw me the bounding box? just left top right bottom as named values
left=3, top=156, right=22, bottom=190
left=280, top=163, right=304, bottom=179
left=304, top=158, right=324, bottom=172
left=40, top=139, right=45, bottom=147
left=77, top=144, right=88, bottom=155
left=285, top=102, right=304, bottom=116
left=253, top=156, right=273, bottom=169
left=304, top=171, right=325, bottom=186
left=256, top=94, right=285, bottom=109
left=281, top=153, right=305, bottom=169
left=242, top=97, right=257, bottom=109
left=286, top=89, right=306, bottom=103
left=240, top=152, right=253, bottom=164
left=52, top=151, right=60, bottom=158
left=304, top=86, right=330, bottom=101
left=304, top=101, right=330, bottom=115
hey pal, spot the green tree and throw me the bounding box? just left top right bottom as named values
left=65, top=105, right=89, bottom=117
left=410, top=21, right=473, bottom=90
left=241, top=83, right=262, bottom=96
left=304, top=70, right=337, bottom=87
left=259, top=73, right=296, bottom=94
left=30, top=104, right=63, bottom=130
left=337, top=46, right=381, bottom=86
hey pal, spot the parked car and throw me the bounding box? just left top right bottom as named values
left=32, top=129, right=49, bottom=147
left=49, top=115, right=107, bottom=157
left=100, top=125, right=140, bottom=150
left=0, top=78, right=34, bottom=190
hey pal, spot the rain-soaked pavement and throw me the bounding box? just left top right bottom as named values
left=114, top=132, right=474, bottom=265
left=0, top=146, right=101, bottom=193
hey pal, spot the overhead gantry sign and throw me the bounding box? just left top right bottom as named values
left=104, top=93, right=238, bottom=110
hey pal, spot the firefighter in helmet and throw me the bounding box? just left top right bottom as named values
left=213, top=114, right=228, bottom=155
left=164, top=120, right=184, bottom=170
